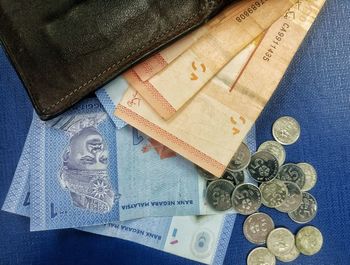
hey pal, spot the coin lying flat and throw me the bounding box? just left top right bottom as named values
left=196, top=165, right=217, bottom=181
left=258, top=140, right=286, bottom=166
left=260, top=180, right=288, bottom=208
left=206, top=179, right=235, bottom=211
left=231, top=183, right=261, bottom=215
left=296, top=226, right=323, bottom=256
left=243, top=213, right=275, bottom=245
left=276, top=181, right=303, bottom=213
left=248, top=151, right=279, bottom=182
left=277, top=163, right=306, bottom=189
left=226, top=143, right=251, bottom=172
left=298, top=163, right=317, bottom=191
left=276, top=244, right=300, bottom=262
left=288, top=192, right=317, bottom=223
left=272, top=116, right=301, bottom=145
left=247, top=247, right=276, bottom=265
left=221, top=170, right=245, bottom=186
left=267, top=228, right=295, bottom=256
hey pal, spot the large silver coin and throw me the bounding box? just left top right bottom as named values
left=277, top=163, right=306, bottom=189
left=226, top=143, right=251, bottom=172
left=260, top=180, right=288, bottom=208
left=247, top=247, right=276, bottom=265
left=272, top=116, right=301, bottom=145
left=258, top=140, right=286, bottom=166
left=296, top=226, right=323, bottom=256
left=298, top=162, right=318, bottom=191
left=276, top=181, right=303, bottom=213
left=196, top=165, right=217, bottom=181
left=231, top=183, right=261, bottom=215
left=206, top=179, right=235, bottom=211
left=243, top=213, right=275, bottom=244
left=267, top=228, right=295, bottom=256
left=276, top=244, right=300, bottom=262
left=221, top=170, right=245, bottom=186
left=288, top=192, right=317, bottom=224
left=248, top=151, right=279, bottom=182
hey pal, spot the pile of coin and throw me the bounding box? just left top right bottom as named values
left=201, top=116, right=323, bottom=264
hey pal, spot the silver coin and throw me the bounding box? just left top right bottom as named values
left=248, top=151, right=279, bottom=182
left=260, top=180, right=288, bottom=208
left=298, top=163, right=317, bottom=191
left=206, top=179, right=235, bottom=211
left=231, top=183, right=262, bottom=215
left=243, top=213, right=275, bottom=244
left=226, top=143, right=251, bottom=172
left=277, top=163, right=306, bottom=189
left=267, top=228, right=295, bottom=256
left=296, top=226, right=323, bottom=256
left=276, top=244, right=300, bottom=262
left=272, top=116, right=301, bottom=145
left=258, top=140, right=286, bottom=166
left=247, top=247, right=276, bottom=265
left=276, top=181, right=303, bottom=213
left=196, top=165, right=217, bottom=181
left=221, top=170, right=245, bottom=186
left=288, top=192, right=317, bottom=224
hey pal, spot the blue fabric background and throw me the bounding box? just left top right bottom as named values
left=0, top=1, right=349, bottom=264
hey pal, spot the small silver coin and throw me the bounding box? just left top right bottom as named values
left=277, top=163, right=306, bottom=189
left=243, top=213, right=275, bottom=244
left=272, top=116, right=301, bottom=145
left=247, top=151, right=279, bottom=182
left=276, top=244, right=300, bottom=262
left=196, top=165, right=217, bottom=181
left=288, top=192, right=317, bottom=224
left=276, top=181, right=303, bottom=213
left=221, top=170, right=245, bottom=186
left=267, top=228, right=295, bottom=256
left=296, top=226, right=323, bottom=256
left=258, top=140, right=286, bottom=166
left=231, top=183, right=262, bottom=215
left=247, top=247, right=276, bottom=265
left=298, top=162, right=318, bottom=191
left=206, top=179, right=235, bottom=211
left=260, top=180, right=288, bottom=208
left=226, top=143, right=251, bottom=172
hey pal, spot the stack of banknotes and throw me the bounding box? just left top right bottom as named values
left=2, top=0, right=326, bottom=264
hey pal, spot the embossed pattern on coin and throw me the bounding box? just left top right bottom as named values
left=258, top=140, right=286, bottom=166
left=196, top=165, right=217, bottom=181
left=231, top=183, right=261, bottom=215
left=288, top=192, right=317, bottom=224
left=247, top=247, right=276, bottom=265
left=206, top=179, right=235, bottom=211
left=248, top=151, right=279, bottom=182
left=221, top=170, right=245, bottom=186
left=226, top=143, right=251, bottom=172
left=272, top=116, right=301, bottom=145
left=276, top=245, right=300, bottom=262
left=277, top=163, right=306, bottom=189
left=296, top=226, right=323, bottom=256
left=260, top=180, right=288, bottom=208
left=243, top=213, right=275, bottom=244
left=276, top=181, right=303, bottom=213
left=267, top=228, right=295, bottom=256
left=298, top=163, right=317, bottom=191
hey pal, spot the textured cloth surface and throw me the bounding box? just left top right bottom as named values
left=0, top=0, right=349, bottom=264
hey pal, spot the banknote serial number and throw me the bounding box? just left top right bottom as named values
left=263, top=22, right=290, bottom=62
left=236, top=0, right=268, bottom=23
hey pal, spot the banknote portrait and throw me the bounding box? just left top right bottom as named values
left=59, top=113, right=115, bottom=213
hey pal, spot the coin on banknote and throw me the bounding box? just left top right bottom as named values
left=226, top=143, right=251, bottom=172
left=221, top=170, right=245, bottom=186
left=243, top=213, right=275, bottom=244
left=276, top=244, right=300, bottom=262
left=196, top=165, right=217, bottom=181
left=247, top=151, right=279, bottom=182
left=295, top=226, right=323, bottom=256
left=288, top=192, right=317, bottom=224
left=260, top=180, right=288, bottom=208
left=272, top=116, right=301, bottom=145
left=276, top=181, right=302, bottom=213
left=206, top=179, right=235, bottom=211
left=267, top=228, right=295, bottom=256
left=258, top=140, right=286, bottom=166
left=297, top=163, right=317, bottom=191
left=247, top=247, right=276, bottom=265
left=231, top=183, right=261, bottom=215
left=277, top=163, right=306, bottom=189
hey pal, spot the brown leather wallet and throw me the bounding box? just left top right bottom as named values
left=0, top=0, right=235, bottom=120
